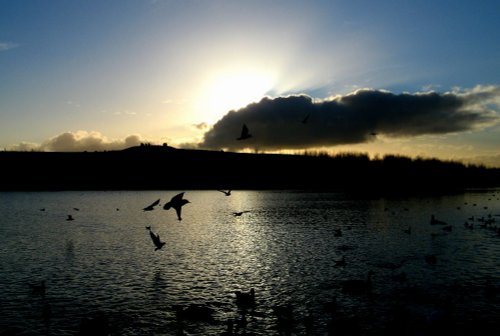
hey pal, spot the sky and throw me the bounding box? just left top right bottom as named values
left=1, top=0, right=500, bottom=166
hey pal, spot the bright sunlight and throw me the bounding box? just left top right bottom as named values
left=199, top=69, right=275, bottom=123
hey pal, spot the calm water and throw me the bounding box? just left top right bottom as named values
left=0, top=190, right=499, bottom=335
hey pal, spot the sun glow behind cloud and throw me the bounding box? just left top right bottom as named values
left=197, top=68, right=276, bottom=124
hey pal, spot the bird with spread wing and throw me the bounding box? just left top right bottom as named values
left=143, top=198, right=160, bottom=211
left=236, top=124, right=252, bottom=140
left=163, top=192, right=190, bottom=221
left=147, top=227, right=165, bottom=251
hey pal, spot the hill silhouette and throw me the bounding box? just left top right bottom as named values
left=1, top=145, right=499, bottom=193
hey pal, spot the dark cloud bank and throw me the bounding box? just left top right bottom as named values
left=200, top=86, right=500, bottom=150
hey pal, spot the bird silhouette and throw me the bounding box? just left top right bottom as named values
left=218, top=190, right=232, bottom=196
left=430, top=215, right=447, bottom=225
left=425, top=254, right=437, bottom=265
left=66, top=215, right=74, bottom=221
left=147, top=227, right=166, bottom=251
left=163, top=192, right=189, bottom=220
left=233, top=211, right=249, bottom=216
left=236, top=124, right=252, bottom=140
left=341, top=271, right=374, bottom=295
left=143, top=198, right=160, bottom=211
left=30, top=280, right=46, bottom=297
left=235, top=288, right=255, bottom=309
left=302, top=113, right=310, bottom=124
left=334, top=256, right=346, bottom=267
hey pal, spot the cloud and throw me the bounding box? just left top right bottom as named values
left=192, top=122, right=209, bottom=131
left=0, top=42, right=19, bottom=51
left=200, top=86, right=500, bottom=151
left=10, top=131, right=144, bottom=152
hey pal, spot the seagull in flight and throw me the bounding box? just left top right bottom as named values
left=163, top=192, right=190, bottom=220
left=143, top=198, right=160, bottom=211
left=236, top=124, right=252, bottom=140
left=218, top=190, right=231, bottom=196
left=233, top=211, right=250, bottom=217
left=302, top=113, right=310, bottom=124
left=147, top=227, right=166, bottom=251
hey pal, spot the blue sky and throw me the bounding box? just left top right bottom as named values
left=1, top=0, right=499, bottom=165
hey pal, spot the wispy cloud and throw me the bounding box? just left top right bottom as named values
left=199, top=86, right=500, bottom=151
left=9, top=131, right=144, bottom=152
left=0, top=42, right=19, bottom=51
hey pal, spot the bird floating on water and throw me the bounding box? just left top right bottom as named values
left=143, top=198, right=160, bottom=211
left=30, top=280, right=46, bottom=297
left=341, top=271, right=374, bottom=295
left=334, top=256, right=346, bottom=267
left=236, top=124, right=252, bottom=140
left=235, top=288, right=255, bottom=309
left=163, top=192, right=189, bottom=221
left=147, top=227, right=166, bottom=251
left=425, top=254, right=437, bottom=265
left=175, top=304, right=214, bottom=322
left=430, top=215, right=447, bottom=225
left=66, top=215, right=74, bottom=221
left=442, top=225, right=453, bottom=232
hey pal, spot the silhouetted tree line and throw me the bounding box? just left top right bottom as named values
left=1, top=145, right=499, bottom=193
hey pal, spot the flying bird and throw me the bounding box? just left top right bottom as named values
left=143, top=198, right=160, bottom=211
left=163, top=192, right=190, bottom=220
left=233, top=211, right=249, bottom=216
left=218, top=190, right=231, bottom=196
left=147, top=227, right=166, bottom=251
left=302, top=113, right=310, bottom=124
left=236, top=124, right=252, bottom=140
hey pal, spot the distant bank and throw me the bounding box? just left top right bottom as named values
left=1, top=145, right=499, bottom=193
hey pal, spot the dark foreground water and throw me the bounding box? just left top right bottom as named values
left=0, top=190, right=499, bottom=335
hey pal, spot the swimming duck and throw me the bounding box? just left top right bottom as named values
left=341, top=271, right=374, bottom=294
left=235, top=288, right=255, bottom=309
